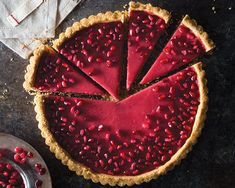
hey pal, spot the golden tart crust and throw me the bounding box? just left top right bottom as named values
left=128, top=1, right=171, bottom=23
left=34, top=63, right=208, bottom=186
left=182, top=15, right=215, bottom=52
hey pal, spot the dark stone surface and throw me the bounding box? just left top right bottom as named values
left=0, top=0, right=234, bottom=187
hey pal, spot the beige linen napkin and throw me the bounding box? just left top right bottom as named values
left=0, top=0, right=81, bottom=59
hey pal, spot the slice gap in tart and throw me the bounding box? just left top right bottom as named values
left=34, top=62, right=207, bottom=186
left=53, top=11, right=126, bottom=100
left=24, top=45, right=105, bottom=96
left=126, top=1, right=171, bottom=90
left=140, top=15, right=215, bottom=84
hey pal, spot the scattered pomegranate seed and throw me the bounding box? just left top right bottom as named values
left=35, top=179, right=43, bottom=188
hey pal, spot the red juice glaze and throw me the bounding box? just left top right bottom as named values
left=127, top=10, right=167, bottom=90
left=58, top=22, right=125, bottom=100
left=34, top=50, right=104, bottom=95
left=43, top=65, right=200, bottom=176
left=140, top=25, right=206, bottom=84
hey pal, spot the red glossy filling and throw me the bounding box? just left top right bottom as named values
left=43, top=66, right=200, bottom=176
left=58, top=22, right=125, bottom=100
left=127, top=10, right=167, bottom=90
left=34, top=51, right=104, bottom=95
left=140, top=25, right=206, bottom=84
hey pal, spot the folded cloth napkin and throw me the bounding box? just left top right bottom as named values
left=0, top=0, right=82, bottom=59
left=0, top=0, right=57, bottom=38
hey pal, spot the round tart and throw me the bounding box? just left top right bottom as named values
left=24, top=1, right=215, bottom=186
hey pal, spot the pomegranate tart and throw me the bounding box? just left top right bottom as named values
left=126, top=2, right=171, bottom=90
left=24, top=45, right=104, bottom=96
left=24, top=1, right=215, bottom=186
left=53, top=11, right=126, bottom=100
left=141, top=15, right=215, bottom=84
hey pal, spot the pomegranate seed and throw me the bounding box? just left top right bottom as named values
left=110, top=45, right=116, bottom=51
left=20, top=152, right=26, bottom=159
left=9, top=179, right=17, bottom=185
left=14, top=154, right=21, bottom=163
left=148, top=15, right=154, bottom=21
left=146, top=153, right=151, bottom=160
left=105, top=133, right=110, bottom=140
left=88, top=56, right=94, bottom=63
left=98, top=28, right=104, bottom=35
left=106, top=60, right=112, bottom=67
left=108, top=159, right=112, bottom=164
left=35, top=179, right=43, bottom=188
left=142, top=19, right=149, bottom=23
left=99, top=160, right=104, bottom=167
left=3, top=171, right=9, bottom=177
left=69, top=125, right=75, bottom=132
left=14, top=147, right=23, bottom=153
left=142, top=123, right=150, bottom=129
left=138, top=145, right=145, bottom=151
left=187, top=33, right=195, bottom=40
left=133, top=169, right=139, bottom=175
left=35, top=163, right=42, bottom=172
left=160, top=24, right=165, bottom=29
left=115, top=129, right=122, bottom=137
left=87, top=39, right=92, bottom=44
left=98, top=125, right=103, bottom=131
left=129, top=29, right=133, bottom=36
left=39, top=168, right=46, bottom=175
left=81, top=49, right=88, bottom=56
left=6, top=164, right=12, bottom=170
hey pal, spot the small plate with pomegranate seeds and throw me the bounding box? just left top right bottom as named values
left=0, top=133, right=52, bottom=188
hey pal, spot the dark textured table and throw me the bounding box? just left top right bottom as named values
left=0, top=0, right=234, bottom=187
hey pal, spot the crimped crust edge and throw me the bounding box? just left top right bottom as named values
left=129, top=1, right=171, bottom=23
left=182, top=15, right=215, bottom=52
left=53, top=11, right=127, bottom=50
left=23, top=45, right=52, bottom=92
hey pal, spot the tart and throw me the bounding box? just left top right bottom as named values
left=126, top=2, right=171, bottom=90
left=53, top=11, right=126, bottom=100
left=24, top=45, right=104, bottom=96
left=23, top=2, right=215, bottom=186
left=140, top=15, right=215, bottom=84
left=34, top=63, right=207, bottom=186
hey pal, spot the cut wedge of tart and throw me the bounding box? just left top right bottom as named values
left=53, top=11, right=126, bottom=100
left=140, top=15, right=215, bottom=84
left=34, top=63, right=207, bottom=186
left=23, top=45, right=104, bottom=95
left=126, top=1, right=171, bottom=90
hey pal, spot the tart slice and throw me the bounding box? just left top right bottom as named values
left=140, top=15, right=215, bottom=84
left=24, top=45, right=104, bottom=95
left=126, top=2, right=170, bottom=90
left=34, top=62, right=207, bottom=186
left=53, top=11, right=126, bottom=100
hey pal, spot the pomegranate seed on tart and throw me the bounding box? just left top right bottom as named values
left=53, top=11, right=126, bottom=100
left=34, top=63, right=207, bottom=186
left=24, top=45, right=104, bottom=96
left=140, top=15, right=215, bottom=84
left=126, top=2, right=171, bottom=90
